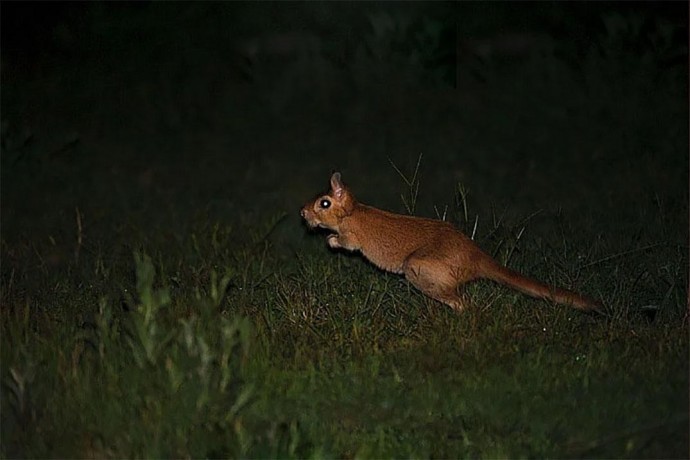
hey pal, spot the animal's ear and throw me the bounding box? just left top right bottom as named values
left=330, top=172, right=344, bottom=198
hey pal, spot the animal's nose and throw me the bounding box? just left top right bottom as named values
left=300, top=208, right=306, bottom=218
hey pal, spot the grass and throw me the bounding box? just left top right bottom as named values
left=2, top=237, right=686, bottom=458
left=1, top=2, right=688, bottom=458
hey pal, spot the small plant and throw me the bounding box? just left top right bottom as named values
left=389, top=154, right=423, bottom=215
left=126, top=252, right=173, bottom=368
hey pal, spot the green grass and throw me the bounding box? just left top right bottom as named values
left=2, top=237, right=687, bottom=458
left=1, top=3, right=688, bottom=458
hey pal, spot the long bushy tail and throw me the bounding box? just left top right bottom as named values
left=483, top=261, right=602, bottom=312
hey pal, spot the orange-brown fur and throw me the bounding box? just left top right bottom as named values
left=301, top=172, right=602, bottom=312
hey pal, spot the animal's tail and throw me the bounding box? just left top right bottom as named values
left=483, top=260, right=602, bottom=312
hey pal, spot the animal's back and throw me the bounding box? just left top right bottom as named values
left=344, top=204, right=483, bottom=274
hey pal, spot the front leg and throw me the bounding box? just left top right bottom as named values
left=327, top=232, right=359, bottom=251
left=327, top=234, right=343, bottom=249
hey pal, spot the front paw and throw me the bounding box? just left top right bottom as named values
left=327, top=234, right=341, bottom=248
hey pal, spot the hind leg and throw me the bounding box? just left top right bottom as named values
left=402, top=255, right=470, bottom=311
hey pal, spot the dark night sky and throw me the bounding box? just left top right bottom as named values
left=2, top=1, right=686, bottom=67
left=1, top=1, right=687, bottom=244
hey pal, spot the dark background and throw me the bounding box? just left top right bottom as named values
left=2, top=0, right=688, bottom=287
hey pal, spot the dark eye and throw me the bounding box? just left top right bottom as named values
left=319, top=199, right=331, bottom=209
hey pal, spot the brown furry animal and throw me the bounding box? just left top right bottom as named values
left=301, top=172, right=601, bottom=312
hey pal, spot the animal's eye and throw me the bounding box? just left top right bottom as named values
left=319, top=199, right=331, bottom=209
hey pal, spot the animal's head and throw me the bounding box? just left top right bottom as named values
left=300, top=172, right=356, bottom=232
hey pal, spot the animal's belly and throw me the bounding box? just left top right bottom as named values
left=360, top=247, right=405, bottom=274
